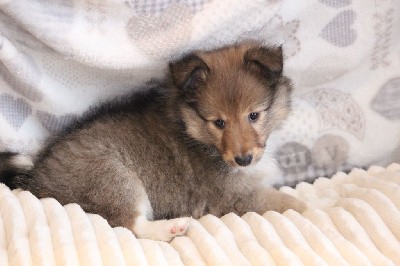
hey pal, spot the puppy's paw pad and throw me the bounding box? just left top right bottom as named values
left=169, top=224, right=187, bottom=235
left=167, top=217, right=191, bottom=236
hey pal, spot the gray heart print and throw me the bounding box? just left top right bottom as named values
left=319, top=0, right=352, bottom=8
left=371, top=77, right=400, bottom=120
left=0, top=93, right=32, bottom=130
left=320, top=10, right=357, bottom=47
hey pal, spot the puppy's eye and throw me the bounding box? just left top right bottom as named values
left=249, top=112, right=259, bottom=122
left=214, top=119, right=225, bottom=129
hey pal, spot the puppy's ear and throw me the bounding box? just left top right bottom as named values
left=244, top=46, right=283, bottom=86
left=169, top=54, right=209, bottom=95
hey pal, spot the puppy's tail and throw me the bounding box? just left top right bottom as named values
left=0, top=152, right=33, bottom=189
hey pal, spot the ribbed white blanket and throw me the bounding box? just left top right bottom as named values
left=1, top=164, right=400, bottom=265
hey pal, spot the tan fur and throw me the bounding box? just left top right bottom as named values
left=4, top=42, right=306, bottom=242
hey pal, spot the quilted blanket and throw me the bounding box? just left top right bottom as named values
left=1, top=163, right=400, bottom=265
left=0, top=0, right=399, bottom=185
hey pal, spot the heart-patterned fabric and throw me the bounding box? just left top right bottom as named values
left=319, top=10, right=357, bottom=47
left=0, top=0, right=399, bottom=185
left=0, top=94, right=32, bottom=130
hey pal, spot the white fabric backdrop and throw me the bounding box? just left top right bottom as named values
left=0, top=0, right=399, bottom=185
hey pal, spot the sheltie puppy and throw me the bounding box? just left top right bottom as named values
left=0, top=42, right=305, bottom=241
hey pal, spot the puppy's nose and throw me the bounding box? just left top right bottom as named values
left=234, top=154, right=253, bottom=166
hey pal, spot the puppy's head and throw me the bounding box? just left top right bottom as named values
left=169, top=42, right=292, bottom=167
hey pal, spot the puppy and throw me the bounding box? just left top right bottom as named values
left=1, top=42, right=305, bottom=241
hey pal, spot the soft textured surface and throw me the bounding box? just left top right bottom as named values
left=0, top=0, right=399, bottom=185
left=1, top=163, right=400, bottom=265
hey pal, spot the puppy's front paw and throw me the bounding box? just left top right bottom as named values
left=280, top=194, right=307, bottom=213
left=133, top=216, right=192, bottom=242
left=161, top=217, right=192, bottom=241
left=169, top=217, right=191, bottom=235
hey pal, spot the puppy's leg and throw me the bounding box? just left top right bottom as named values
left=132, top=198, right=192, bottom=242
left=82, top=167, right=192, bottom=242
left=133, top=213, right=192, bottom=242
left=234, top=187, right=307, bottom=216
left=93, top=168, right=192, bottom=242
